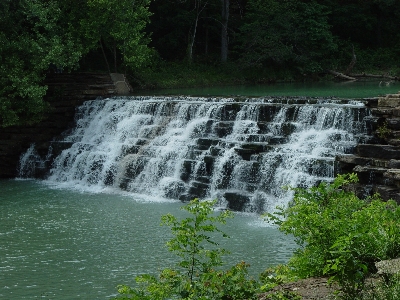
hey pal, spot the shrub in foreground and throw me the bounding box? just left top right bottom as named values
left=267, top=173, right=400, bottom=298
left=114, top=198, right=260, bottom=300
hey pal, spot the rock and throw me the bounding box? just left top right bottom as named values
left=375, top=258, right=400, bottom=275
left=214, top=121, right=234, bottom=137
left=393, top=108, right=400, bottom=117
left=388, top=159, right=400, bottom=168
left=241, top=142, right=272, bottom=153
left=387, top=139, right=400, bottom=146
left=110, top=73, right=132, bottom=94
left=358, top=144, right=400, bottom=159
left=371, top=108, right=394, bottom=116
left=383, top=169, right=400, bottom=187
left=224, top=192, right=250, bottom=211
left=378, top=97, right=400, bottom=107
left=336, top=155, right=372, bottom=166
left=180, top=160, right=195, bottom=182
left=196, top=138, right=219, bottom=150
left=178, top=193, right=193, bottom=202
left=203, top=156, right=215, bottom=176
left=386, top=118, right=400, bottom=130
left=159, top=177, right=186, bottom=199
left=234, top=147, right=256, bottom=161
left=372, top=185, right=400, bottom=203
left=187, top=180, right=209, bottom=198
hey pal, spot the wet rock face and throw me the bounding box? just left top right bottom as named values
left=336, top=92, right=400, bottom=203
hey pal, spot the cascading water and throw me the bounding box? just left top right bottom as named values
left=18, top=96, right=371, bottom=212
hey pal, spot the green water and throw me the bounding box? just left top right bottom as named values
left=135, top=80, right=399, bottom=98
left=0, top=180, right=295, bottom=299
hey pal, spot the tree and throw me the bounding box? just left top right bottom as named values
left=237, top=0, right=337, bottom=74
left=187, top=0, right=208, bottom=63
left=0, top=0, right=152, bottom=127
left=81, top=0, right=153, bottom=72
left=220, top=0, right=229, bottom=62
left=0, top=0, right=85, bottom=127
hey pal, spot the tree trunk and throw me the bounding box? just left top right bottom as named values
left=349, top=73, right=399, bottom=81
left=100, top=39, right=111, bottom=73
left=221, top=0, right=229, bottom=63
left=327, top=70, right=357, bottom=81
left=113, top=41, right=117, bottom=73
left=187, top=0, right=207, bottom=63
left=188, top=14, right=199, bottom=63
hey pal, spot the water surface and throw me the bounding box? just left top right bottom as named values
left=134, top=81, right=399, bottom=98
left=0, top=180, right=295, bottom=299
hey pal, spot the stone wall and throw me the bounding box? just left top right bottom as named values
left=337, top=91, right=400, bottom=202
left=0, top=72, right=126, bottom=178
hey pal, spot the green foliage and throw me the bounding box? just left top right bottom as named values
left=266, top=173, right=400, bottom=298
left=133, top=61, right=245, bottom=89
left=82, top=0, right=153, bottom=71
left=0, top=0, right=152, bottom=127
left=161, top=198, right=233, bottom=282
left=0, top=0, right=78, bottom=126
left=238, top=0, right=337, bottom=74
left=377, top=122, right=391, bottom=139
left=115, top=199, right=260, bottom=300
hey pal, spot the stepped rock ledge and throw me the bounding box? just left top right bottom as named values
left=337, top=91, right=400, bottom=202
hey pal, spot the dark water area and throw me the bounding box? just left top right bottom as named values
left=133, top=80, right=399, bottom=98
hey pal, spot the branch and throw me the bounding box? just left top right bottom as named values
left=326, top=70, right=357, bottom=81
left=349, top=73, right=399, bottom=81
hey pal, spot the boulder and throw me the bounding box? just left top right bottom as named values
left=224, top=192, right=250, bottom=211
left=386, top=118, right=400, bottom=130
left=388, top=159, right=400, bottom=169
left=375, top=258, right=400, bottom=276
left=358, top=144, right=400, bottom=159
left=378, top=97, right=400, bottom=108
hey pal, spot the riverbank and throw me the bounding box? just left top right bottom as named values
left=128, top=61, right=399, bottom=91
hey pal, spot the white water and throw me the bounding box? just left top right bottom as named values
left=19, top=96, right=370, bottom=212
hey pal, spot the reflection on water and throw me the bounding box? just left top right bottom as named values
left=0, top=180, right=296, bottom=299
left=134, top=81, right=399, bottom=98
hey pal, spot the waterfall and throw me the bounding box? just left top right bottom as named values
left=18, top=96, right=371, bottom=212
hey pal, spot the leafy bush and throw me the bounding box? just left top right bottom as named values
left=266, top=173, right=400, bottom=298
left=115, top=198, right=260, bottom=300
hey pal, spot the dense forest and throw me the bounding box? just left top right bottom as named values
left=1, top=0, right=399, bottom=127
